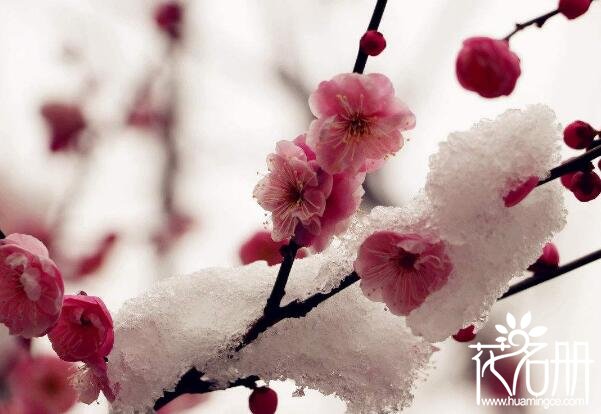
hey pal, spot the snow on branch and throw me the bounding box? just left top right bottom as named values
left=108, top=105, right=565, bottom=413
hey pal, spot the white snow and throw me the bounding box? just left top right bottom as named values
left=108, top=105, right=566, bottom=413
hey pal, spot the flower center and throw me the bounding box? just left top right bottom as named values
left=80, top=314, right=93, bottom=327
left=398, top=250, right=419, bottom=270
left=346, top=113, right=371, bottom=137
left=41, top=376, right=61, bottom=395
left=287, top=185, right=304, bottom=206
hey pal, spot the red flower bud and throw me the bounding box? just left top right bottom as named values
left=452, top=325, right=477, bottom=342
left=558, top=0, right=592, bottom=20
left=155, top=1, right=183, bottom=40
left=563, top=120, right=596, bottom=149
left=569, top=170, right=601, bottom=202
left=249, top=387, right=278, bottom=414
left=48, top=295, right=113, bottom=363
left=456, top=37, right=521, bottom=98
left=359, top=30, right=387, bottom=56
left=528, top=242, right=560, bottom=273
left=539, top=242, right=560, bottom=267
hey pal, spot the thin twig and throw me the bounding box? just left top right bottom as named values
left=503, top=9, right=560, bottom=41
left=501, top=247, right=601, bottom=299
left=537, top=144, right=601, bottom=186
left=264, top=241, right=300, bottom=312
left=159, top=42, right=180, bottom=227
left=153, top=368, right=259, bottom=410
left=503, top=0, right=598, bottom=41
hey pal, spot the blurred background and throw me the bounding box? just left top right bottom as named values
left=0, top=0, right=600, bottom=413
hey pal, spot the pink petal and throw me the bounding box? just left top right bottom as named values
left=503, top=176, right=539, bottom=207
left=354, top=231, right=452, bottom=316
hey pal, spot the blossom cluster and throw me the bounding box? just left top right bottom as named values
left=560, top=120, right=601, bottom=201
left=254, top=72, right=415, bottom=252
left=0, top=233, right=115, bottom=409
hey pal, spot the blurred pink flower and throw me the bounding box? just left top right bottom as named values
left=152, top=212, right=195, bottom=254
left=8, top=355, right=77, bottom=414
left=239, top=231, right=286, bottom=266
left=254, top=140, right=333, bottom=243
left=48, top=294, right=113, bottom=363
left=40, top=102, right=87, bottom=152
left=0, top=234, right=64, bottom=338
left=74, top=233, right=118, bottom=278
left=354, top=231, right=452, bottom=316
left=0, top=399, right=25, bottom=414
left=239, top=231, right=308, bottom=266
left=307, top=73, right=415, bottom=174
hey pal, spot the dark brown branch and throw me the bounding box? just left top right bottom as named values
left=153, top=272, right=361, bottom=410
left=153, top=368, right=259, bottom=410
left=501, top=247, right=601, bottom=299
left=537, top=144, right=601, bottom=186
left=503, top=9, right=560, bottom=41
left=281, top=272, right=360, bottom=318
left=264, top=241, right=300, bottom=312
left=236, top=271, right=359, bottom=351
left=503, top=0, right=598, bottom=41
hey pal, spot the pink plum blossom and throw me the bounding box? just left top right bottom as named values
left=354, top=231, right=452, bottom=316
left=74, top=233, right=118, bottom=278
left=295, top=171, right=365, bottom=251
left=7, top=355, right=77, bottom=414
left=293, top=135, right=365, bottom=250
left=255, top=135, right=366, bottom=251
left=0, top=234, right=64, bottom=338
left=254, top=139, right=333, bottom=243
left=307, top=73, right=415, bottom=174
left=48, top=294, right=114, bottom=363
